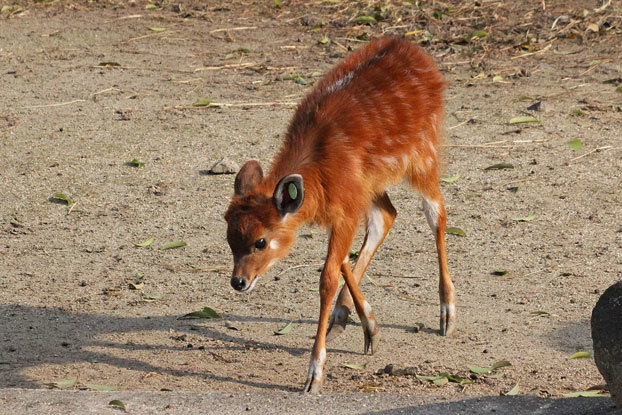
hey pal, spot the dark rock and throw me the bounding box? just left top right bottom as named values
left=591, top=280, right=622, bottom=407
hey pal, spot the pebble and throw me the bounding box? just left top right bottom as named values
left=208, top=157, right=239, bottom=174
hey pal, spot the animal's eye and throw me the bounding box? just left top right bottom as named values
left=254, top=238, right=267, bottom=250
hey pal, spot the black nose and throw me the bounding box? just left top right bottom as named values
left=231, top=276, right=247, bottom=291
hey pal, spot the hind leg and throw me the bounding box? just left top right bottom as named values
left=422, top=190, right=456, bottom=336
left=326, top=192, right=396, bottom=341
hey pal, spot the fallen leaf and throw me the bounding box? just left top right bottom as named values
left=530, top=311, right=550, bottom=316
left=438, top=372, right=473, bottom=385
left=492, top=75, right=503, bottom=83
left=109, top=400, right=126, bottom=411
left=445, top=227, right=466, bottom=236
left=129, top=282, right=144, bottom=290
left=274, top=321, right=293, bottom=335
left=441, top=174, right=460, bottom=183
left=180, top=307, right=221, bottom=319
left=49, top=378, right=78, bottom=389
left=355, top=16, right=377, bottom=24
left=471, top=30, right=488, bottom=39
left=135, top=237, right=154, bottom=247
left=143, top=295, right=164, bottom=303
left=469, top=360, right=511, bottom=374
left=484, top=163, right=514, bottom=170
left=318, top=35, right=330, bottom=45
left=53, top=193, right=73, bottom=206
left=492, top=270, right=508, bottom=276
left=145, top=4, right=158, bottom=9
left=509, top=116, right=538, bottom=124
left=568, top=351, right=591, bottom=360
left=129, top=158, right=145, bottom=168
left=341, top=362, right=367, bottom=370
left=503, top=383, right=520, bottom=396
left=193, top=98, right=214, bottom=107
left=147, top=27, right=166, bottom=31
left=566, top=139, right=583, bottom=151
left=572, top=109, right=585, bottom=116
left=161, top=241, right=187, bottom=250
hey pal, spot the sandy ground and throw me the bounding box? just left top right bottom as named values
left=0, top=0, right=620, bottom=405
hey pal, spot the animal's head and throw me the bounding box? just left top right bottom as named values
left=224, top=160, right=305, bottom=292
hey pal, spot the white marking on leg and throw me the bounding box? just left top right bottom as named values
left=363, top=300, right=372, bottom=318
left=441, top=303, right=455, bottom=317
left=423, top=197, right=440, bottom=233
left=307, top=348, right=326, bottom=379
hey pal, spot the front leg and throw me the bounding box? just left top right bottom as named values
left=304, top=223, right=356, bottom=393
left=303, top=260, right=339, bottom=393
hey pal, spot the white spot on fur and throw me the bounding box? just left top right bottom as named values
left=427, top=140, right=437, bottom=156
left=423, top=197, right=440, bottom=232
left=380, top=156, right=398, bottom=168
left=401, top=153, right=410, bottom=167
left=269, top=239, right=279, bottom=250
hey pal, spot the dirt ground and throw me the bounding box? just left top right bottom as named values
left=0, top=0, right=620, bottom=400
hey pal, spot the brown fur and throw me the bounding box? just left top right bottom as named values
left=224, top=37, right=455, bottom=392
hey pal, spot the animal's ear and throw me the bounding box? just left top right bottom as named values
left=273, top=174, right=304, bottom=217
left=234, top=160, right=264, bottom=196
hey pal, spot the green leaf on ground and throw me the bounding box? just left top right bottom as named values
left=509, top=116, right=538, bottom=124
left=342, top=362, right=367, bottom=370
left=484, top=163, right=514, bottom=170
left=50, top=378, right=78, bottom=389
left=145, top=4, right=158, bottom=9
left=129, top=282, right=144, bottom=290
left=492, top=269, right=508, bottom=276
left=355, top=16, right=377, bottom=24
left=193, top=98, right=214, bottom=107
left=53, top=193, right=73, bottom=206
left=130, top=158, right=145, bottom=168
left=469, top=360, right=511, bottom=374
left=492, top=75, right=503, bottom=83
left=161, top=241, right=186, bottom=250
left=147, top=27, right=166, bottom=32
left=471, top=30, right=488, bottom=39
left=274, top=321, right=293, bottom=335
left=441, top=174, right=460, bottom=183
left=109, top=400, right=126, bottom=411
left=135, top=237, right=154, bottom=247
left=566, top=139, right=583, bottom=151
left=180, top=307, right=221, bottom=319
left=503, top=383, right=520, bottom=396
left=438, top=372, right=473, bottom=385
left=572, top=109, right=585, bottom=116
left=143, top=295, right=164, bottom=303
left=446, top=227, right=466, bottom=236
left=568, top=351, right=591, bottom=360
left=318, top=35, right=330, bottom=44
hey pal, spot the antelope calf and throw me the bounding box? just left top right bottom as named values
left=224, top=37, right=456, bottom=393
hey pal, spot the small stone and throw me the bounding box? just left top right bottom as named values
left=592, top=280, right=622, bottom=407
left=208, top=157, right=239, bottom=174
